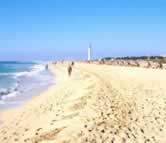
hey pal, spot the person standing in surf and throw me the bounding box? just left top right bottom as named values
left=45, top=64, right=48, bottom=70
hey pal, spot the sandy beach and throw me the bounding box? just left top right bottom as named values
left=0, top=63, right=166, bottom=143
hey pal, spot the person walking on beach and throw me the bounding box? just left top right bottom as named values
left=67, top=64, right=72, bottom=76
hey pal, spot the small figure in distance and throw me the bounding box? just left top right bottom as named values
left=45, top=64, right=48, bottom=70
left=71, top=61, right=74, bottom=66
left=67, top=64, right=72, bottom=77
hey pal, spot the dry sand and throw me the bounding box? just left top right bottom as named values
left=0, top=63, right=166, bottom=143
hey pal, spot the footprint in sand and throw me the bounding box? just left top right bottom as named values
left=111, top=137, right=115, bottom=143
left=14, top=138, right=19, bottom=142
left=13, top=132, right=19, bottom=135
left=31, top=127, right=66, bottom=143
left=50, top=119, right=57, bottom=125
left=122, top=137, right=126, bottom=143
left=36, top=128, right=42, bottom=132
left=3, top=137, right=7, bottom=140
left=25, top=128, right=29, bottom=132
left=1, top=130, right=7, bottom=134
left=24, top=138, right=30, bottom=142
left=140, top=128, right=144, bottom=134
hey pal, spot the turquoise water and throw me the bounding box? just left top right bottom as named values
left=0, top=61, right=34, bottom=73
left=0, top=62, right=34, bottom=89
left=0, top=61, right=53, bottom=110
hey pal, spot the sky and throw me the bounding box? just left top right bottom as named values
left=0, top=0, right=166, bottom=61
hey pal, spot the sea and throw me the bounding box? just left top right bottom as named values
left=0, top=61, right=54, bottom=111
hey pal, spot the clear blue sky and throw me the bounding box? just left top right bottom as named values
left=0, top=0, right=166, bottom=61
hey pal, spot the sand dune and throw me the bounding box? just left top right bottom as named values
left=0, top=63, right=166, bottom=143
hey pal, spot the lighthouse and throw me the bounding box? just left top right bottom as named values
left=88, top=44, right=92, bottom=61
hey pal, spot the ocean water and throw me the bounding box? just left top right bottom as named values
left=0, top=61, right=54, bottom=110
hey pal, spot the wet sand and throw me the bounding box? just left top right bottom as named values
left=0, top=63, right=166, bottom=143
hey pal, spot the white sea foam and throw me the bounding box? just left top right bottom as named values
left=14, top=64, right=45, bottom=77
left=1, top=92, right=18, bottom=100
left=0, top=73, right=13, bottom=76
left=7, top=101, right=23, bottom=105
left=14, top=71, right=29, bottom=77
left=0, top=88, right=7, bottom=93
left=0, top=100, right=5, bottom=104
left=0, top=64, right=45, bottom=77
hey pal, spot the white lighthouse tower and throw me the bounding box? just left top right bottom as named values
left=88, top=44, right=92, bottom=61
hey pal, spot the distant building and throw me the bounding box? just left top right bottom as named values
left=88, top=44, right=92, bottom=61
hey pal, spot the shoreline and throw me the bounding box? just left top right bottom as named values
left=0, top=63, right=55, bottom=112
left=0, top=83, right=52, bottom=112
left=0, top=63, right=54, bottom=112
left=0, top=63, right=166, bottom=143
